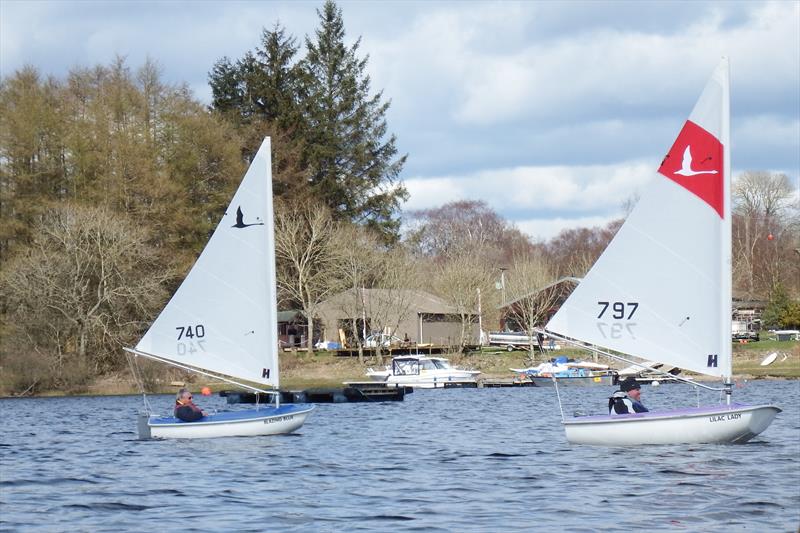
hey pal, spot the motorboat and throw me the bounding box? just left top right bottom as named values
left=366, top=355, right=480, bottom=388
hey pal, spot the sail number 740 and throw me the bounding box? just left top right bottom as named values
left=176, top=325, right=206, bottom=340
left=597, top=302, right=639, bottom=320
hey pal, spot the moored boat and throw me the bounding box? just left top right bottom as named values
left=511, top=358, right=617, bottom=387
left=366, top=355, right=480, bottom=388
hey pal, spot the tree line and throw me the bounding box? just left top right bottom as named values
left=1, top=1, right=797, bottom=394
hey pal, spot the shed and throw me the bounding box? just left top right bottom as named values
left=315, top=288, right=478, bottom=347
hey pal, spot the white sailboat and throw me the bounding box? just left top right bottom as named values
left=125, top=138, right=314, bottom=439
left=545, top=58, right=780, bottom=445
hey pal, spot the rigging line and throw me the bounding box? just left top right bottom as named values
left=539, top=329, right=725, bottom=393
left=123, top=347, right=279, bottom=397
left=552, top=375, right=565, bottom=422
left=124, top=349, right=153, bottom=414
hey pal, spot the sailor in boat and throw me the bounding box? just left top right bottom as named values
left=608, top=377, right=649, bottom=415
left=174, top=389, right=208, bottom=422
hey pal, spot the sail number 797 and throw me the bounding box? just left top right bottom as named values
left=597, top=302, right=639, bottom=320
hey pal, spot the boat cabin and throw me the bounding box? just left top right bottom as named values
left=391, top=356, right=452, bottom=376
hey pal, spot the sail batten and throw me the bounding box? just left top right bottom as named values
left=134, top=138, right=280, bottom=388
left=546, top=60, right=731, bottom=379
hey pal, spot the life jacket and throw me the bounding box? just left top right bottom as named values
left=174, top=399, right=203, bottom=417
left=608, top=391, right=648, bottom=414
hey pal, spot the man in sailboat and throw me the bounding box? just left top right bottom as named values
left=174, top=389, right=208, bottom=422
left=608, top=378, right=649, bottom=415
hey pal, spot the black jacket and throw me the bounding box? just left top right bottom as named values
left=175, top=402, right=204, bottom=422
left=608, top=391, right=649, bottom=414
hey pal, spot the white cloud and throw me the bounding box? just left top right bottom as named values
left=404, top=160, right=654, bottom=214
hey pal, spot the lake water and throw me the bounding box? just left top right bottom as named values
left=1, top=380, right=799, bottom=532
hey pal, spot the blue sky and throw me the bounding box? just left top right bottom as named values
left=2, top=0, right=798, bottom=241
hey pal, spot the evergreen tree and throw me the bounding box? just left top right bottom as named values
left=300, top=0, right=407, bottom=241
left=762, top=283, right=800, bottom=329
left=208, top=3, right=408, bottom=242
left=209, top=23, right=301, bottom=132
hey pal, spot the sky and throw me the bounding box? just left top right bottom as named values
left=2, top=0, right=799, bottom=242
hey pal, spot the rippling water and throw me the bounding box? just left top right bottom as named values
left=1, top=380, right=799, bottom=532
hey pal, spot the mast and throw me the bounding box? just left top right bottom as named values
left=263, top=138, right=281, bottom=400
left=720, top=58, right=733, bottom=403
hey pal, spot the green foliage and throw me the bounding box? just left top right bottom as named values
left=0, top=58, right=246, bottom=392
left=208, top=1, right=407, bottom=242
left=761, top=283, right=800, bottom=329
left=0, top=58, right=245, bottom=266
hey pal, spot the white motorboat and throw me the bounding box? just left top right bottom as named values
left=125, top=138, right=314, bottom=439
left=366, top=356, right=481, bottom=388
left=544, top=58, right=780, bottom=445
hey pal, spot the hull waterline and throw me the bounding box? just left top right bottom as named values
left=564, top=404, right=781, bottom=445
left=138, top=404, right=315, bottom=439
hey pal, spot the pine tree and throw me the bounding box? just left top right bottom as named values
left=208, top=3, right=408, bottom=242
left=300, top=0, right=407, bottom=242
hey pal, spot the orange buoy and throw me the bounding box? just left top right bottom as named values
left=201, top=386, right=212, bottom=396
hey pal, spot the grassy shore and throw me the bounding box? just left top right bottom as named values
left=5, top=339, right=797, bottom=397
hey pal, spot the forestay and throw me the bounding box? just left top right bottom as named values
left=135, top=139, right=279, bottom=388
left=546, top=60, right=731, bottom=379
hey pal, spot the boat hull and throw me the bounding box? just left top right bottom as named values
left=529, top=374, right=616, bottom=387
left=564, top=404, right=781, bottom=445
left=138, top=404, right=315, bottom=439
left=367, top=371, right=480, bottom=389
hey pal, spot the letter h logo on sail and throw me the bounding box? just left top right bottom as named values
left=707, top=354, right=718, bottom=368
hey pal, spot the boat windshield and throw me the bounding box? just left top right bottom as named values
left=393, top=359, right=420, bottom=375
left=432, top=359, right=451, bottom=369
left=420, top=359, right=437, bottom=370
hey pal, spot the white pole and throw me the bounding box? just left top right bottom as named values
left=721, top=57, right=733, bottom=405
left=477, top=287, right=483, bottom=346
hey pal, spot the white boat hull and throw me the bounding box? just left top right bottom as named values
left=138, top=404, right=315, bottom=439
left=367, top=370, right=480, bottom=388
left=564, top=404, right=781, bottom=445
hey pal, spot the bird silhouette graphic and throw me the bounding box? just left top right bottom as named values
left=674, top=146, right=718, bottom=176
left=231, top=206, right=264, bottom=228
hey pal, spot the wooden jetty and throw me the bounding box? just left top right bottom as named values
left=330, top=344, right=482, bottom=357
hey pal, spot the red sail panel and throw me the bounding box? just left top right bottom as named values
left=658, top=120, right=724, bottom=219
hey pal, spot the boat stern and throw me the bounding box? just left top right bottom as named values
left=137, top=412, right=153, bottom=440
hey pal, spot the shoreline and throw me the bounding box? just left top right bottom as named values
left=3, top=344, right=797, bottom=399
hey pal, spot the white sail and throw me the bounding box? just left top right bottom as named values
left=135, top=138, right=279, bottom=388
left=547, top=59, right=731, bottom=378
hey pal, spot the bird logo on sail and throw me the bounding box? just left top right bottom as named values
left=231, top=206, right=264, bottom=228
left=658, top=120, right=724, bottom=218
left=674, top=146, right=718, bottom=176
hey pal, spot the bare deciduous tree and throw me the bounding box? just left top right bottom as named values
left=503, top=252, right=559, bottom=361
left=732, top=171, right=799, bottom=298
left=274, top=200, right=344, bottom=352
left=331, top=224, right=384, bottom=361
left=0, top=205, right=169, bottom=392
left=433, top=252, right=491, bottom=350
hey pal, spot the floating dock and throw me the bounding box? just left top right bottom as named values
left=221, top=382, right=409, bottom=404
